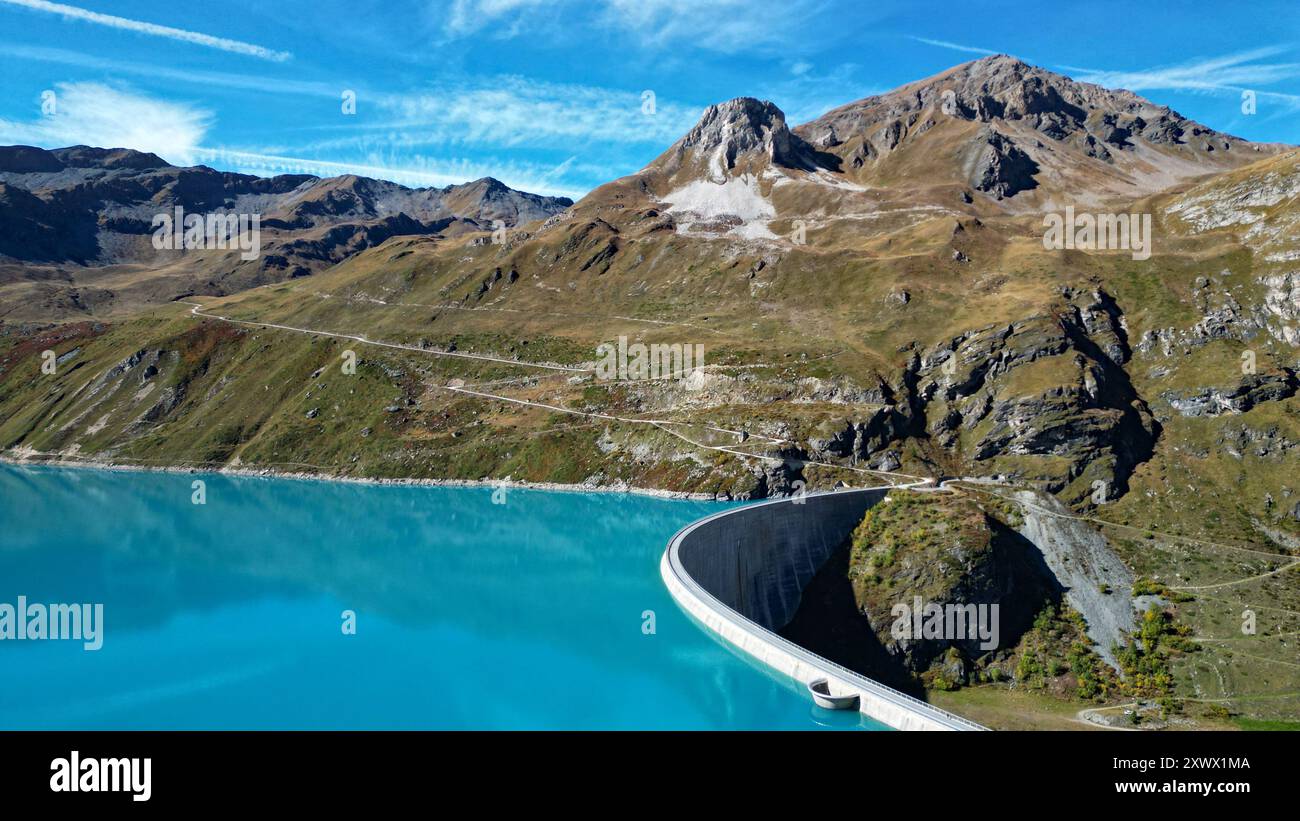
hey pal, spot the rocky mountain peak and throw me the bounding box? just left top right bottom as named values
left=953, top=53, right=1033, bottom=85
left=823, top=54, right=1242, bottom=151
left=794, top=55, right=1272, bottom=203
left=661, top=97, right=821, bottom=180
left=460, top=176, right=510, bottom=194
left=679, top=98, right=790, bottom=155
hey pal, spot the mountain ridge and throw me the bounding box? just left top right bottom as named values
left=0, top=144, right=573, bottom=319
left=527, top=55, right=1290, bottom=256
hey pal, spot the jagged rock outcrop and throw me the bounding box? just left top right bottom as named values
left=807, top=405, right=911, bottom=463
left=1162, top=370, right=1299, bottom=417
left=655, top=97, right=829, bottom=181
left=970, top=129, right=1039, bottom=198
left=901, top=288, right=1157, bottom=500
left=1218, top=423, right=1299, bottom=462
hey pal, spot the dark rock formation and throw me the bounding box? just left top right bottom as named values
left=1163, top=370, right=1299, bottom=417
left=971, top=129, right=1039, bottom=198
left=896, top=288, right=1157, bottom=501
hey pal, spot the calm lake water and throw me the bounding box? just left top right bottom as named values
left=0, top=464, right=884, bottom=730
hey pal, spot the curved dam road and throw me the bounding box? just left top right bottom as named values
left=661, top=487, right=987, bottom=731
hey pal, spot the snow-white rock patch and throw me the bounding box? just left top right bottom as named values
left=661, top=173, right=777, bottom=239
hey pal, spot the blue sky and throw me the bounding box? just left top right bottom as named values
left=0, top=0, right=1297, bottom=198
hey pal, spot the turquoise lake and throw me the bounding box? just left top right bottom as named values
left=0, top=464, right=885, bottom=730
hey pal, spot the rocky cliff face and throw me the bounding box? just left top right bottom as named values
left=780, top=487, right=1135, bottom=694
left=969, top=128, right=1040, bottom=198
left=759, top=287, right=1158, bottom=504
left=912, top=288, right=1158, bottom=502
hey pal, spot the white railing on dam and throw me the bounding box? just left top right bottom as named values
left=661, top=487, right=987, bottom=731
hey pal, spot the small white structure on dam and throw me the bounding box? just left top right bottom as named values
left=661, top=487, right=987, bottom=731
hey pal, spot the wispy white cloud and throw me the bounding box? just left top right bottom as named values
left=1065, top=47, right=1300, bottom=112
left=246, top=76, right=699, bottom=194
left=1065, top=47, right=1300, bottom=91
left=598, top=0, right=808, bottom=52
left=0, top=81, right=211, bottom=164
left=1, top=40, right=700, bottom=152
left=445, top=0, right=554, bottom=36
left=252, top=79, right=700, bottom=195
left=373, top=76, right=700, bottom=148
left=0, top=45, right=693, bottom=195
left=0, top=41, right=327, bottom=97
left=0, top=0, right=292, bottom=62
left=907, top=36, right=1000, bottom=56
left=441, top=0, right=813, bottom=52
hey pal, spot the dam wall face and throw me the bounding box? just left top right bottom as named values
left=662, top=488, right=985, bottom=732
left=675, top=488, right=885, bottom=631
